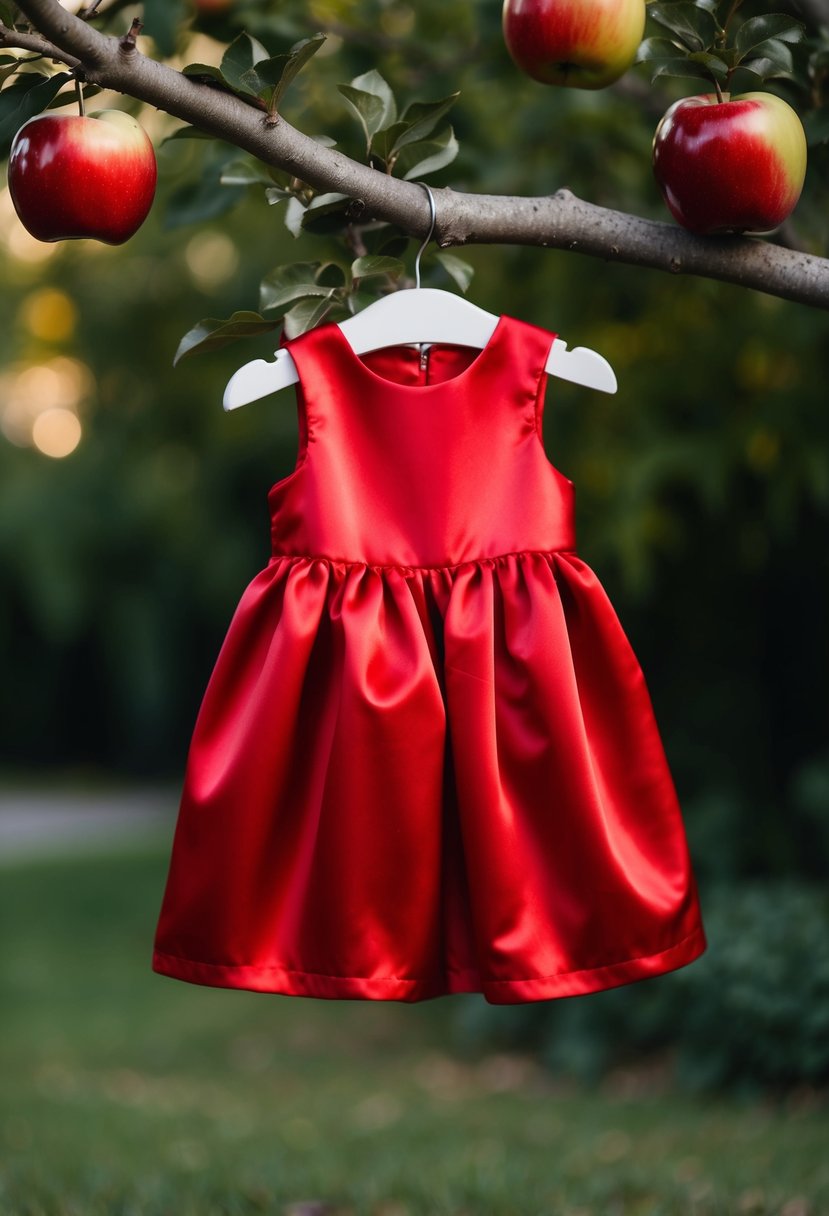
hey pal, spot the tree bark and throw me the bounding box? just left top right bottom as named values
left=6, top=0, right=829, bottom=310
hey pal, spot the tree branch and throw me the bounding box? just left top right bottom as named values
left=14, top=0, right=109, bottom=66
left=10, top=0, right=829, bottom=310
left=0, top=22, right=80, bottom=66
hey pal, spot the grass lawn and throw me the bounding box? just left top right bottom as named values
left=1, top=846, right=827, bottom=1216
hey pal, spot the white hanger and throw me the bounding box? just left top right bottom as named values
left=223, top=188, right=617, bottom=412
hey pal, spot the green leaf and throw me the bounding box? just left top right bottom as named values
left=316, top=261, right=347, bottom=288
left=283, top=195, right=306, bottom=237
left=434, top=251, right=474, bottom=294
left=738, top=53, right=795, bottom=82
left=239, top=33, right=326, bottom=115
left=347, top=290, right=381, bottom=316
left=371, top=120, right=411, bottom=166
left=48, top=83, right=102, bottom=109
left=0, top=71, right=72, bottom=159
left=735, top=15, right=804, bottom=55
left=349, top=69, right=396, bottom=129
left=239, top=58, right=287, bottom=100
left=648, top=2, right=717, bottom=52
left=180, top=63, right=266, bottom=109
left=686, top=51, right=729, bottom=74
left=376, top=234, right=410, bottom=260
left=219, top=159, right=276, bottom=187
left=0, top=59, right=21, bottom=88
left=273, top=34, right=327, bottom=109
left=267, top=164, right=297, bottom=190
left=351, top=255, right=405, bottom=281
left=265, top=186, right=294, bottom=204
left=161, top=124, right=217, bottom=142
left=262, top=282, right=333, bottom=312
left=338, top=84, right=386, bottom=151
left=182, top=63, right=227, bottom=86
left=400, top=127, right=459, bottom=180
left=260, top=262, right=332, bottom=312
left=651, top=56, right=727, bottom=83
left=0, top=4, right=18, bottom=25
left=220, top=32, right=271, bottom=94
left=715, top=46, right=742, bottom=70
left=300, top=192, right=351, bottom=233
left=635, top=36, right=685, bottom=63
left=219, top=157, right=298, bottom=194
left=739, top=38, right=794, bottom=76
left=173, top=311, right=280, bottom=366
left=394, top=92, right=461, bottom=151
left=305, top=191, right=350, bottom=214
left=164, top=165, right=246, bottom=229
left=282, top=294, right=337, bottom=339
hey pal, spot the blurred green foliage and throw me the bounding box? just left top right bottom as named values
left=1, top=0, right=828, bottom=1092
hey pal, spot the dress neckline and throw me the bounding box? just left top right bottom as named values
left=329, top=313, right=510, bottom=394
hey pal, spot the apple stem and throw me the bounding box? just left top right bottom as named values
left=713, top=77, right=724, bottom=103
left=75, top=75, right=85, bottom=117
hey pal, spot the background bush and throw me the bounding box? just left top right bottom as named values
left=452, top=881, right=829, bottom=1094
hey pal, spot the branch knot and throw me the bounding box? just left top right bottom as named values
left=119, top=17, right=141, bottom=52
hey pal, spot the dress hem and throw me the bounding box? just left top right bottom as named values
left=151, top=924, right=707, bottom=1004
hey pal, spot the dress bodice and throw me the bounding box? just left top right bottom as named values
left=268, top=314, right=576, bottom=568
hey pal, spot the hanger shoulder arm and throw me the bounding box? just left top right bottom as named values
left=223, top=349, right=299, bottom=411
left=546, top=338, right=617, bottom=394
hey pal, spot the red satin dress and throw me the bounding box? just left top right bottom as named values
left=152, top=314, right=706, bottom=1003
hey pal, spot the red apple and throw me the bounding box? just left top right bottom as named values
left=8, top=109, right=157, bottom=245
left=652, top=92, right=807, bottom=235
left=502, top=0, right=646, bottom=90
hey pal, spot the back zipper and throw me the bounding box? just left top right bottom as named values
left=419, top=343, right=431, bottom=380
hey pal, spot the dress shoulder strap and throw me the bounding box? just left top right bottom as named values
left=492, top=314, right=559, bottom=384
left=282, top=321, right=344, bottom=401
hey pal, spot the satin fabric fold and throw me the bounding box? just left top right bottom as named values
left=153, top=316, right=705, bottom=1002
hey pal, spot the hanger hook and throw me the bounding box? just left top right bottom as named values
left=413, top=182, right=436, bottom=290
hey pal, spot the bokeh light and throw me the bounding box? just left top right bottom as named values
left=31, top=408, right=82, bottom=458
left=19, top=287, right=78, bottom=342
left=0, top=356, right=94, bottom=450
left=185, top=229, right=240, bottom=291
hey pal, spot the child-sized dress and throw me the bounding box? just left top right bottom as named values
left=152, top=314, right=706, bottom=1003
